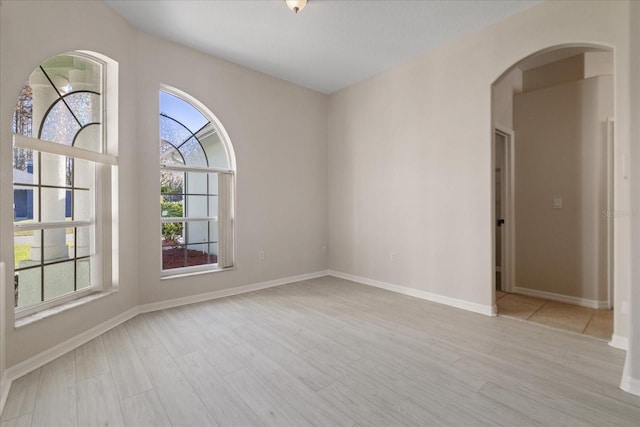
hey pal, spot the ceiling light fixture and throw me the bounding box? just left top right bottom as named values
left=285, top=0, right=307, bottom=14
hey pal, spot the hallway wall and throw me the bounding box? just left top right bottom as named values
left=327, top=1, right=632, bottom=339
left=513, top=76, right=613, bottom=305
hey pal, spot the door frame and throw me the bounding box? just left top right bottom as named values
left=606, top=117, right=615, bottom=309
left=494, top=125, right=515, bottom=294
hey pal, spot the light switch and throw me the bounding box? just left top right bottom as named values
left=553, top=197, right=562, bottom=209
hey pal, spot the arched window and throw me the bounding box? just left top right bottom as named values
left=12, top=52, right=116, bottom=316
left=160, top=88, right=235, bottom=275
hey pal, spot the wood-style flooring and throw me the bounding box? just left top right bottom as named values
left=2, top=276, right=639, bottom=426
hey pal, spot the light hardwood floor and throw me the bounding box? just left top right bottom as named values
left=2, top=276, right=639, bottom=426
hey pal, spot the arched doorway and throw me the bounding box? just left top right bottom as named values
left=492, top=45, right=615, bottom=340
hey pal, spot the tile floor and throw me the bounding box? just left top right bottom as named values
left=496, top=291, right=613, bottom=340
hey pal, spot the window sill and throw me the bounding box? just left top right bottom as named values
left=161, top=266, right=235, bottom=281
left=15, top=289, right=117, bottom=329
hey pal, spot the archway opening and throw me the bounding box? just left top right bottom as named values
left=492, top=45, right=615, bottom=340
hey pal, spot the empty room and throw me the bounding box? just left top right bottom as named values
left=1, top=0, right=640, bottom=426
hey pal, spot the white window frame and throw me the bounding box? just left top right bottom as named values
left=12, top=52, right=116, bottom=318
left=160, top=164, right=234, bottom=277
left=159, top=87, right=236, bottom=278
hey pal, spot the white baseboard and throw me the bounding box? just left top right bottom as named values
left=0, top=371, right=9, bottom=422
left=0, top=270, right=329, bottom=418
left=621, top=374, right=640, bottom=397
left=329, top=270, right=495, bottom=316
left=138, top=270, right=329, bottom=314
left=512, top=286, right=609, bottom=309
left=609, top=334, right=629, bottom=350
left=1, top=305, right=138, bottom=415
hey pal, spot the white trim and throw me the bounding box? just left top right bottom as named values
left=14, top=220, right=92, bottom=231
left=512, top=286, right=609, bottom=309
left=621, top=374, right=640, bottom=397
left=13, top=135, right=117, bottom=166
left=0, top=270, right=328, bottom=417
left=160, top=164, right=233, bottom=174
left=160, top=216, right=217, bottom=223
left=606, top=117, right=615, bottom=309
left=329, top=270, right=495, bottom=316
left=0, top=371, right=9, bottom=422
left=141, top=270, right=328, bottom=313
left=1, top=305, right=137, bottom=419
left=494, top=125, right=515, bottom=294
left=609, top=334, right=628, bottom=350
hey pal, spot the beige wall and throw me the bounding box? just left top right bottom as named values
left=0, top=1, right=328, bottom=370
left=134, top=32, right=329, bottom=304
left=328, top=0, right=632, bottom=333
left=522, top=54, right=584, bottom=92
left=622, top=0, right=640, bottom=390
left=585, top=51, right=615, bottom=78
left=493, top=67, right=522, bottom=130
left=1, top=0, right=638, bottom=389
left=513, top=76, right=613, bottom=302
left=0, top=1, right=139, bottom=368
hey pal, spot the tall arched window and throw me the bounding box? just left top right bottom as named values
left=12, top=52, right=116, bottom=316
left=160, top=88, right=235, bottom=275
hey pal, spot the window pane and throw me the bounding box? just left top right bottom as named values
left=40, top=100, right=81, bottom=146
left=209, top=195, right=219, bottom=218
left=201, top=132, right=230, bottom=169
left=74, top=158, right=95, bottom=189
left=185, top=244, right=214, bottom=267
left=74, top=123, right=102, bottom=152
left=209, top=220, right=219, bottom=243
left=65, top=92, right=101, bottom=126
left=14, top=230, right=37, bottom=269
left=41, top=228, right=71, bottom=262
left=160, top=169, right=184, bottom=197
left=39, top=152, right=70, bottom=187
left=13, top=187, right=36, bottom=221
left=68, top=226, right=92, bottom=258
left=186, top=171, right=207, bottom=194
left=43, top=261, right=75, bottom=300
left=76, top=258, right=91, bottom=290
left=208, top=173, right=218, bottom=193
left=162, top=243, right=185, bottom=270
left=13, top=148, right=35, bottom=185
left=186, top=195, right=207, bottom=217
left=160, top=91, right=208, bottom=134
left=40, top=187, right=68, bottom=221
left=180, top=137, right=207, bottom=167
left=160, top=115, right=192, bottom=149
left=15, top=267, right=41, bottom=309
left=185, top=221, right=208, bottom=245
left=73, top=189, right=92, bottom=222
left=160, top=140, right=184, bottom=165
left=209, top=242, right=219, bottom=263
left=161, top=221, right=184, bottom=249
left=41, top=55, right=101, bottom=94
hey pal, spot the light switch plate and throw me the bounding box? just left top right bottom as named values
left=553, top=197, right=562, bottom=209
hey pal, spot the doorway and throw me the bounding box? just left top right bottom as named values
left=492, top=46, right=614, bottom=340
left=494, top=127, right=513, bottom=294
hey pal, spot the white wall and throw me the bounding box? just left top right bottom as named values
left=327, top=0, right=633, bottom=335
left=513, top=76, right=613, bottom=303
left=1, top=0, right=638, bottom=396
left=622, top=0, right=640, bottom=395
left=492, top=67, right=522, bottom=130
left=0, top=0, right=139, bottom=369
left=135, top=32, right=329, bottom=303
left=0, top=0, right=328, bottom=372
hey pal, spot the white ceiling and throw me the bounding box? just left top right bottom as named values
left=105, top=0, right=541, bottom=94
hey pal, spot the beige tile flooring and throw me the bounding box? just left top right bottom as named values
left=496, top=291, right=613, bottom=340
